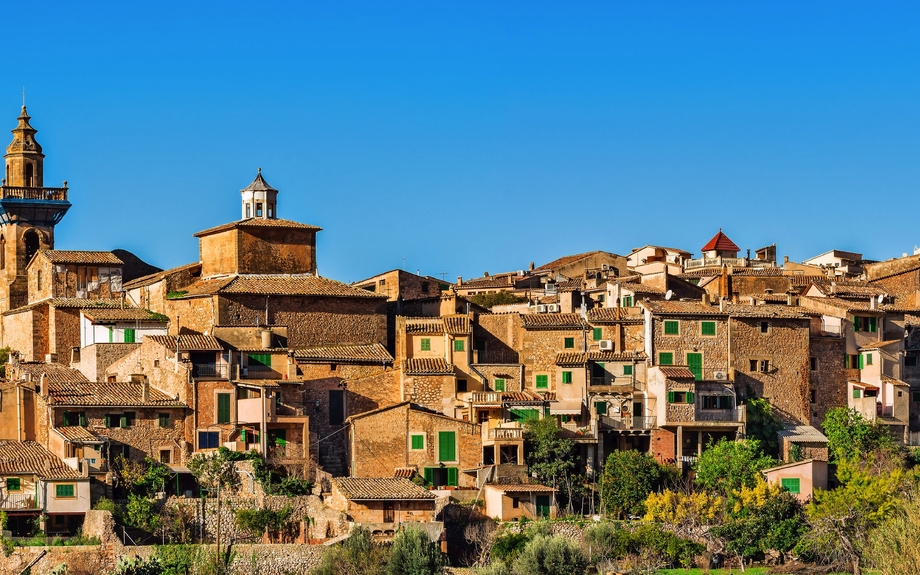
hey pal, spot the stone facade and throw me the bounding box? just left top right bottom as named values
left=196, top=222, right=318, bottom=277
left=650, top=313, right=729, bottom=380
left=809, top=337, right=853, bottom=427
left=72, top=343, right=141, bottom=382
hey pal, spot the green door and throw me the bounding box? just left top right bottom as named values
left=687, top=353, right=703, bottom=381
left=536, top=495, right=551, bottom=518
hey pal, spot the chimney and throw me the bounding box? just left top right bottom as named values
left=719, top=298, right=725, bottom=312
left=457, top=276, right=462, bottom=286
left=732, top=293, right=739, bottom=304
left=37, top=373, right=44, bottom=395
left=483, top=271, right=489, bottom=277
left=787, top=293, right=795, bottom=306
left=142, top=379, right=150, bottom=403
left=702, top=293, right=710, bottom=305
left=529, top=262, right=535, bottom=271
left=830, top=282, right=836, bottom=295
left=261, top=329, right=273, bottom=349
left=784, top=255, right=789, bottom=264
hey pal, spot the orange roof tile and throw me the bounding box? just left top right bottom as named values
left=404, top=358, right=454, bottom=375
left=701, top=229, right=740, bottom=252
left=0, top=441, right=83, bottom=479
left=333, top=477, right=436, bottom=500
left=294, top=343, right=393, bottom=364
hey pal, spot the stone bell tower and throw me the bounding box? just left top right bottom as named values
left=0, top=106, right=71, bottom=313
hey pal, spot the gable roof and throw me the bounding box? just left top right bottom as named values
left=332, top=477, right=436, bottom=500
left=586, top=307, right=644, bottom=324
left=404, top=357, right=454, bottom=375
left=0, top=441, right=82, bottom=479
left=37, top=250, right=124, bottom=266
left=294, top=343, right=393, bottom=364
left=122, top=262, right=202, bottom=290
left=520, top=313, right=589, bottom=330
left=175, top=274, right=385, bottom=299
left=194, top=218, right=321, bottom=237
left=701, top=229, right=740, bottom=252
left=657, top=366, right=697, bottom=379
left=146, top=335, right=224, bottom=351
left=532, top=250, right=619, bottom=273
left=47, top=380, right=187, bottom=407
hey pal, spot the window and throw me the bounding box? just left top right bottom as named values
left=853, top=389, right=862, bottom=399
left=760, top=321, right=770, bottom=333
left=256, top=202, right=263, bottom=217
left=512, top=497, right=520, bottom=509
left=702, top=395, right=733, bottom=410
left=664, top=321, right=679, bottom=335
left=457, top=379, right=467, bottom=393
left=535, top=375, right=548, bottom=389
left=687, top=353, right=702, bottom=381
left=420, top=282, right=429, bottom=294
left=104, top=414, right=118, bottom=428
left=37, top=270, right=42, bottom=291
left=6, top=478, right=20, bottom=492
left=329, top=390, right=345, bottom=425
left=510, top=408, right=540, bottom=422
left=454, top=339, right=465, bottom=352
left=0, top=236, right=5, bottom=269
left=248, top=353, right=272, bottom=372
left=124, top=329, right=135, bottom=343
left=760, top=360, right=770, bottom=373
left=246, top=204, right=251, bottom=218
left=810, top=357, right=818, bottom=371
left=420, top=338, right=431, bottom=351
left=216, top=393, right=231, bottom=424
left=63, top=410, right=86, bottom=427
left=158, top=413, right=170, bottom=429
left=55, top=484, right=75, bottom=498
left=701, top=321, right=716, bottom=336
left=410, top=434, right=425, bottom=450
left=659, top=352, right=673, bottom=365
left=781, top=478, right=800, bottom=494
left=160, top=449, right=172, bottom=464
left=623, top=364, right=633, bottom=376
left=865, top=353, right=873, bottom=366
left=621, top=295, right=633, bottom=307
left=494, top=379, right=505, bottom=392
left=198, top=431, right=220, bottom=449
left=594, top=401, right=607, bottom=415
left=562, top=371, right=572, bottom=384
left=810, top=389, right=817, bottom=403
left=854, top=316, right=878, bottom=333
left=564, top=337, right=575, bottom=349
left=749, top=359, right=758, bottom=372
left=593, top=327, right=602, bottom=341
left=667, top=391, right=694, bottom=404
left=119, top=412, right=135, bottom=428
left=267, top=204, right=273, bottom=218
left=438, top=431, right=457, bottom=462
left=906, top=355, right=919, bottom=367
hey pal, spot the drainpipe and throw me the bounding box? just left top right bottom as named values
left=261, top=389, right=268, bottom=457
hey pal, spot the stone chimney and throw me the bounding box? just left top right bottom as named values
left=719, top=298, right=726, bottom=312
left=732, top=293, right=740, bottom=304
left=702, top=293, right=710, bottom=305
left=529, top=262, right=535, bottom=271
left=457, top=276, right=462, bottom=286
left=870, top=296, right=878, bottom=311
left=142, top=380, right=150, bottom=403
left=784, top=255, right=789, bottom=264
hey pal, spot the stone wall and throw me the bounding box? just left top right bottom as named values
left=472, top=364, right=523, bottom=392
left=809, top=337, right=854, bottom=427
left=652, top=315, right=729, bottom=379
left=522, top=327, right=589, bottom=392
left=3, top=305, right=35, bottom=359
left=474, top=313, right=522, bottom=364
left=73, top=342, right=141, bottom=382
left=404, top=374, right=457, bottom=414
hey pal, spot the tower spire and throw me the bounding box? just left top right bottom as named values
left=240, top=168, right=278, bottom=220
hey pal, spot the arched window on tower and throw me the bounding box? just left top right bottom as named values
left=0, top=236, right=6, bottom=269
left=24, top=230, right=39, bottom=264
left=267, top=204, right=273, bottom=218
left=256, top=203, right=263, bottom=217
left=246, top=203, right=251, bottom=218
left=25, top=163, right=34, bottom=187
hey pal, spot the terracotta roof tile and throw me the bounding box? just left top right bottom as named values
left=619, top=282, right=665, bottom=295
left=146, top=335, right=224, bottom=351
left=679, top=268, right=787, bottom=278
left=38, top=250, right=123, bottom=266
left=294, top=343, right=393, bottom=364
left=859, top=340, right=903, bottom=350
left=15, top=362, right=89, bottom=384
left=533, top=251, right=614, bottom=273
left=723, top=304, right=811, bottom=319
left=701, top=230, right=740, bottom=253
left=658, top=366, right=697, bottom=379
left=487, top=483, right=556, bottom=493
left=332, top=477, right=436, bottom=500
left=404, top=358, right=454, bottom=375
left=521, top=313, right=588, bottom=330
left=405, top=318, right=445, bottom=335
left=194, top=218, right=321, bottom=237
left=555, top=351, right=647, bottom=366
left=443, top=315, right=471, bottom=335
left=3, top=298, right=134, bottom=316
left=776, top=425, right=828, bottom=444
left=393, top=467, right=416, bottom=478
left=555, top=279, right=584, bottom=292
left=0, top=441, right=82, bottom=479
left=81, top=308, right=167, bottom=323
left=176, top=274, right=385, bottom=299
left=123, top=262, right=201, bottom=290
left=640, top=300, right=728, bottom=316
left=801, top=296, right=914, bottom=313
left=456, top=276, right=515, bottom=290
left=586, top=307, right=643, bottom=324
left=53, top=426, right=99, bottom=442
left=47, top=381, right=187, bottom=407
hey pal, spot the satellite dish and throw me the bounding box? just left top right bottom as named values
left=665, top=290, right=674, bottom=301
left=878, top=294, right=885, bottom=304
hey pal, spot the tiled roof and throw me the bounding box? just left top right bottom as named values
left=586, top=307, right=643, bottom=323
left=788, top=274, right=832, bottom=286
left=146, top=335, right=224, bottom=351
left=38, top=250, right=123, bottom=266
left=679, top=268, right=787, bottom=278
left=807, top=281, right=888, bottom=298
left=640, top=300, right=727, bottom=316
left=176, top=274, right=385, bottom=299
left=776, top=425, right=828, bottom=444
left=47, top=381, right=187, bottom=407
left=620, top=282, right=665, bottom=295
left=81, top=308, right=167, bottom=323
left=443, top=315, right=471, bottom=335
left=241, top=170, right=277, bottom=192
left=701, top=230, right=740, bottom=253
left=658, top=366, right=696, bottom=379
left=905, top=314, right=920, bottom=327
left=405, top=318, right=445, bottom=335
left=0, top=441, right=82, bottom=479
left=194, top=218, right=321, bottom=237
left=882, top=375, right=910, bottom=387
left=53, top=426, right=99, bottom=442
left=487, top=483, right=557, bottom=493
left=15, top=362, right=89, bottom=384
left=533, top=251, right=613, bottom=273
left=801, top=296, right=914, bottom=313
left=123, top=262, right=201, bottom=290
left=456, top=276, right=515, bottom=290
left=723, top=304, right=811, bottom=319
left=393, top=467, right=416, bottom=478
left=555, top=351, right=647, bottom=366
left=521, top=313, right=588, bottom=330
left=404, top=358, right=454, bottom=375
left=235, top=379, right=281, bottom=388
left=868, top=261, right=920, bottom=282
left=555, top=279, right=584, bottom=292
left=294, top=343, right=393, bottom=364
left=743, top=293, right=792, bottom=303
left=859, top=340, right=903, bottom=350
left=332, top=477, right=436, bottom=500
left=3, top=298, right=132, bottom=316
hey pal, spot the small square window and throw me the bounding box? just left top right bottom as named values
left=410, top=434, right=425, bottom=450
left=701, top=321, right=716, bottom=336
left=810, top=357, right=818, bottom=371
left=454, top=339, right=465, bottom=352
left=6, top=478, right=21, bottom=492
left=494, top=379, right=505, bottom=392
left=420, top=338, right=431, bottom=351
left=865, top=353, right=873, bottom=366
left=159, top=449, right=172, bottom=464
left=760, top=321, right=770, bottom=333
left=55, top=484, right=75, bottom=498
left=760, top=360, right=770, bottom=373
left=749, top=359, right=758, bottom=372
left=564, top=337, right=575, bottom=349
left=592, top=327, right=603, bottom=341
left=158, top=413, right=170, bottom=429
left=562, top=371, right=572, bottom=384
left=512, top=497, right=520, bottom=508
left=664, top=321, right=679, bottom=335
left=623, top=364, right=633, bottom=376
left=535, top=375, right=549, bottom=389
left=659, top=352, right=673, bottom=366
left=457, top=379, right=468, bottom=393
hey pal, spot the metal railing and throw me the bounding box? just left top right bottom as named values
left=590, top=376, right=635, bottom=388
left=246, top=363, right=274, bottom=373
left=476, top=350, right=519, bottom=364
left=488, top=428, right=523, bottom=441
left=0, top=493, right=39, bottom=509
left=0, top=185, right=68, bottom=201
left=600, top=415, right=657, bottom=430
left=684, top=256, right=769, bottom=269
left=192, top=364, right=228, bottom=378
left=695, top=407, right=744, bottom=422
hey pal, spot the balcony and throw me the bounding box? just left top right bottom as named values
left=695, top=407, right=745, bottom=423
left=267, top=442, right=305, bottom=461
left=475, top=350, right=520, bottom=364
left=600, top=415, right=657, bottom=431
left=0, top=493, right=39, bottom=510
left=488, top=428, right=524, bottom=441
left=192, top=364, right=229, bottom=379
left=560, top=420, right=597, bottom=441
left=0, top=185, right=68, bottom=201
left=684, top=257, right=775, bottom=270
left=472, top=392, right=504, bottom=406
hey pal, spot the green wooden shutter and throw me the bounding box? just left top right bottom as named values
left=119, top=415, right=128, bottom=428
left=494, top=379, right=505, bottom=392
left=687, top=353, right=703, bottom=380
left=62, top=410, right=71, bottom=426
left=593, top=328, right=602, bottom=341
left=781, top=478, right=800, bottom=494
left=423, top=467, right=434, bottom=485
left=858, top=354, right=864, bottom=369
left=420, top=338, right=431, bottom=351
left=868, top=317, right=877, bottom=333
left=411, top=435, right=424, bottom=450
left=664, top=321, right=679, bottom=335
left=687, top=391, right=695, bottom=404
left=79, top=412, right=88, bottom=427
left=667, top=391, right=675, bottom=403
left=124, top=329, right=135, bottom=343
left=854, top=389, right=861, bottom=398
left=854, top=316, right=862, bottom=332
left=454, top=339, right=465, bottom=352
left=446, top=467, right=459, bottom=487
left=536, top=375, right=548, bottom=389
left=438, top=431, right=456, bottom=462
left=536, top=495, right=551, bottom=517
left=562, top=371, right=572, bottom=384
left=6, top=478, right=20, bottom=491
left=217, top=393, right=231, bottom=424
left=564, top=337, right=574, bottom=349
left=866, top=353, right=873, bottom=365
left=701, top=322, right=716, bottom=336
left=594, top=401, right=607, bottom=415
left=511, top=408, right=540, bottom=422
left=623, top=365, right=633, bottom=375
left=659, top=352, right=673, bottom=365
left=55, top=484, right=75, bottom=498
left=103, top=414, right=112, bottom=428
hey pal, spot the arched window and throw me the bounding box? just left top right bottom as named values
left=246, top=203, right=251, bottom=218
left=25, top=163, right=33, bottom=187
left=256, top=203, right=263, bottom=217
left=24, top=230, right=39, bottom=264
left=267, top=204, right=273, bottom=218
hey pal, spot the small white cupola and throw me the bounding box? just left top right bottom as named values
left=240, top=167, right=278, bottom=220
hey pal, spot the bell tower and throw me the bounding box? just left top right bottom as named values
left=240, top=168, right=278, bottom=220
left=0, top=106, right=71, bottom=313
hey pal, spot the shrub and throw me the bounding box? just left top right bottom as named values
left=234, top=506, right=293, bottom=537
left=600, top=450, right=676, bottom=519
left=387, top=527, right=445, bottom=575
left=491, top=532, right=530, bottom=564
left=583, top=522, right=631, bottom=562
left=312, top=527, right=389, bottom=575
left=511, top=534, right=588, bottom=575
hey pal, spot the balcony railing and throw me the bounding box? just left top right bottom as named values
left=476, top=350, right=520, bottom=364
left=600, top=415, right=657, bottom=430
left=488, top=428, right=524, bottom=441
left=0, top=493, right=39, bottom=509
left=472, top=392, right=504, bottom=405
left=0, top=185, right=68, bottom=201
left=684, top=257, right=770, bottom=269
left=192, top=364, right=228, bottom=378
left=695, top=407, right=744, bottom=422
left=590, top=376, right=636, bottom=388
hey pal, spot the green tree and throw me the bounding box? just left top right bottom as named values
left=125, top=494, right=160, bottom=532
left=313, top=527, right=389, bottom=575
left=743, top=397, right=784, bottom=457
left=523, top=418, right=578, bottom=510
left=599, top=450, right=676, bottom=519
left=387, top=527, right=444, bottom=575
left=511, top=535, right=588, bottom=575
left=467, top=292, right=529, bottom=309
left=822, top=407, right=894, bottom=462
left=692, top=438, right=775, bottom=495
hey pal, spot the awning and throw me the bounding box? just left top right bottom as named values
left=550, top=400, right=583, bottom=415
left=168, top=465, right=192, bottom=474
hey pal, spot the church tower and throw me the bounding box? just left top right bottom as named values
left=0, top=106, right=71, bottom=312
left=240, top=168, right=278, bottom=220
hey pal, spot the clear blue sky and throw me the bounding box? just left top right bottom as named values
left=7, top=2, right=920, bottom=282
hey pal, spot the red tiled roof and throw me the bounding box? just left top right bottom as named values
left=146, top=335, right=224, bottom=351
left=38, top=250, right=124, bottom=266
left=332, top=477, right=436, bottom=500
left=487, top=483, right=557, bottom=493
left=405, top=318, right=445, bottom=334
left=3, top=298, right=133, bottom=316
left=176, top=275, right=385, bottom=299
left=586, top=307, right=644, bottom=324
left=194, top=217, right=322, bottom=237
left=640, top=300, right=728, bottom=316
left=404, top=358, right=454, bottom=375
left=443, top=315, right=471, bottom=335
left=81, top=308, right=167, bottom=323
left=52, top=426, right=99, bottom=442
left=859, top=340, right=903, bottom=350
left=123, top=262, right=201, bottom=290
left=701, top=230, right=740, bottom=253
left=555, top=351, right=647, bottom=366
left=294, top=343, right=393, bottom=364
left=47, top=381, right=187, bottom=407
left=0, top=441, right=83, bottom=479
left=15, top=362, right=89, bottom=384
left=658, top=367, right=697, bottom=379
left=521, top=313, right=588, bottom=330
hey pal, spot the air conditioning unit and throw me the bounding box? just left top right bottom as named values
left=601, top=263, right=610, bottom=271
left=547, top=304, right=561, bottom=312
left=535, top=305, right=548, bottom=313
left=517, top=270, right=525, bottom=277
left=598, top=340, right=614, bottom=351
left=713, top=371, right=728, bottom=381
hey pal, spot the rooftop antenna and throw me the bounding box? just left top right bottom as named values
left=878, top=293, right=885, bottom=304
left=439, top=272, right=448, bottom=281
left=22, top=87, right=25, bottom=107
left=665, top=290, right=674, bottom=301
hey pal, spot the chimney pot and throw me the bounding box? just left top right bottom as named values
left=457, top=276, right=462, bottom=286
left=784, top=255, right=789, bottom=264
left=719, top=298, right=725, bottom=312
left=732, top=293, right=739, bottom=304
left=529, top=262, right=535, bottom=271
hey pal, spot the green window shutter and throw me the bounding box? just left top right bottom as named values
left=623, top=364, right=633, bottom=376
left=622, top=296, right=632, bottom=307
left=854, top=389, right=861, bottom=398
left=411, top=435, right=424, bottom=450
left=562, top=371, right=572, bottom=384
left=438, top=431, right=456, bottom=462
left=108, top=328, right=113, bottom=343
left=79, top=412, right=87, bottom=427
left=844, top=355, right=849, bottom=368
left=687, top=391, right=695, bottom=404
left=6, top=478, right=20, bottom=491
left=274, top=428, right=287, bottom=446
left=103, top=414, right=111, bottom=428
left=664, top=321, right=679, bottom=335
left=420, top=338, right=431, bottom=351
left=781, top=478, right=800, bottom=494
left=217, top=393, right=231, bottom=424
left=869, top=317, right=877, bottom=333
left=667, top=391, right=675, bottom=403
left=248, top=353, right=272, bottom=368
left=564, top=337, right=574, bottom=349
left=687, top=353, right=703, bottom=380
left=854, top=316, right=862, bottom=332
left=593, top=327, right=602, bottom=341
left=119, top=415, right=128, bottom=428
left=124, top=329, right=135, bottom=343
left=446, top=467, right=459, bottom=487
left=701, top=322, right=716, bottom=336
left=55, top=484, right=75, bottom=498
left=511, top=408, right=540, bottom=422
left=858, top=354, right=864, bottom=370
left=62, top=410, right=71, bottom=426
left=866, top=353, right=873, bottom=365
left=494, top=379, right=505, bottom=392
left=423, top=468, right=434, bottom=485
left=536, top=495, right=551, bottom=517
left=659, top=352, right=673, bottom=365
left=535, top=375, right=548, bottom=389
left=594, top=401, right=607, bottom=415
left=454, top=339, right=465, bottom=352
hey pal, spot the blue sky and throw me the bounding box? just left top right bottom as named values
left=6, top=2, right=920, bottom=282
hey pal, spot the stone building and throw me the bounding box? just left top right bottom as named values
left=325, top=477, right=438, bottom=541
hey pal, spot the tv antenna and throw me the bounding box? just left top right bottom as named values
left=878, top=294, right=885, bottom=304
left=664, top=290, right=674, bottom=301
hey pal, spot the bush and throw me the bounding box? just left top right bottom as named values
left=234, top=506, right=293, bottom=537
left=467, top=292, right=529, bottom=309
left=387, top=527, right=445, bottom=575
left=313, top=527, right=389, bottom=575
left=583, top=522, right=631, bottom=562
left=491, top=532, right=530, bottom=565
left=600, top=450, right=676, bottom=519
left=511, top=534, right=588, bottom=575
left=693, top=438, right=775, bottom=495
